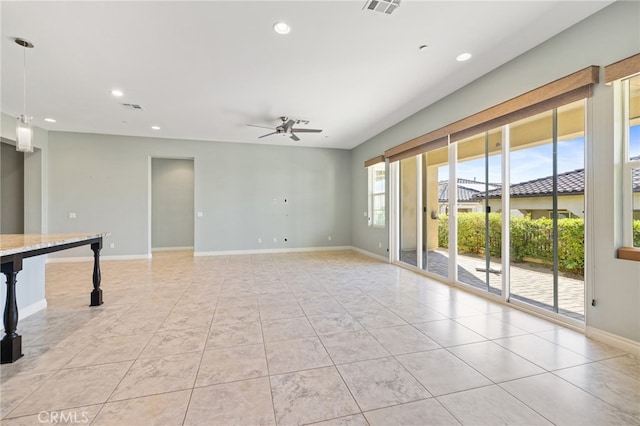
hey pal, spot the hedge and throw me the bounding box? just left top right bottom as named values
left=437, top=213, right=589, bottom=276
left=437, top=213, right=640, bottom=276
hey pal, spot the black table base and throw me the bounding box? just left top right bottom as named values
left=1, top=236, right=104, bottom=364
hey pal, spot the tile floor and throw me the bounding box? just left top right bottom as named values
left=1, top=250, right=638, bottom=425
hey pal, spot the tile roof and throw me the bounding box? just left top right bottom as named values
left=481, top=168, right=585, bottom=198
left=438, top=179, right=500, bottom=202
left=439, top=181, right=480, bottom=203
left=479, top=164, right=639, bottom=199
left=439, top=156, right=639, bottom=202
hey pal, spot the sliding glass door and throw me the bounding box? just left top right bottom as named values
left=508, top=100, right=585, bottom=320
left=392, top=99, right=586, bottom=322
left=399, top=156, right=418, bottom=266
left=421, top=146, right=449, bottom=279
left=455, top=130, right=503, bottom=295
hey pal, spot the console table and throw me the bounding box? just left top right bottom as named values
left=0, top=233, right=108, bottom=363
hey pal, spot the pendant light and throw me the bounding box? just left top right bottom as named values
left=15, top=38, right=34, bottom=153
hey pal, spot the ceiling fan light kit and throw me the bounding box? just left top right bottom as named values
left=247, top=116, right=322, bottom=142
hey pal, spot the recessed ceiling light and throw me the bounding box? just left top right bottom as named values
left=456, top=52, right=472, bottom=62
left=273, top=21, right=291, bottom=35
left=151, top=126, right=160, bottom=130
left=111, top=89, right=124, bottom=97
left=44, top=118, right=56, bottom=123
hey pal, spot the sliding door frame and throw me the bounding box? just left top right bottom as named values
left=389, top=109, right=587, bottom=328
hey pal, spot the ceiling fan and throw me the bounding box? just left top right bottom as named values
left=247, top=116, right=322, bottom=141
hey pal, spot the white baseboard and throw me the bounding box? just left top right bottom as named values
left=43, top=246, right=386, bottom=262
left=20, top=299, right=48, bottom=319
left=46, top=254, right=152, bottom=263
left=194, top=246, right=353, bottom=257
left=586, top=326, right=640, bottom=356
left=152, top=246, right=194, bottom=252
left=351, top=246, right=390, bottom=263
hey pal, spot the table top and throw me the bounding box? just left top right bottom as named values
left=0, top=233, right=109, bottom=257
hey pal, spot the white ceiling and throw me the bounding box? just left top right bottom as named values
left=1, top=1, right=613, bottom=150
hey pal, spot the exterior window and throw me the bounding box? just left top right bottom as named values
left=368, top=162, right=386, bottom=227
left=623, top=74, right=640, bottom=248
left=549, top=210, right=575, bottom=219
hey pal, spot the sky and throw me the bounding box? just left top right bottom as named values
left=631, top=124, right=640, bottom=159
left=439, top=125, right=640, bottom=185
left=442, top=137, right=583, bottom=185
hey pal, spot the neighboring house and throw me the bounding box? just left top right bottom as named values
left=476, top=162, right=640, bottom=219
left=438, top=178, right=500, bottom=214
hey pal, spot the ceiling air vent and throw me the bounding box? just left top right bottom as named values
left=121, top=103, right=143, bottom=110
left=363, top=0, right=400, bottom=15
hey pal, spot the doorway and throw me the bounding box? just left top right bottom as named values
left=1, top=141, right=25, bottom=233
left=151, top=158, right=195, bottom=252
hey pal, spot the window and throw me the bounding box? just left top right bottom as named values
left=368, top=162, right=386, bottom=227
left=623, top=74, right=640, bottom=248
left=607, top=54, right=640, bottom=259
left=549, top=210, right=575, bottom=219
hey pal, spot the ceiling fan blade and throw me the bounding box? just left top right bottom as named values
left=259, top=132, right=278, bottom=138
left=283, top=119, right=296, bottom=132
left=247, top=124, right=275, bottom=130
left=290, top=128, right=322, bottom=133
left=290, top=133, right=300, bottom=141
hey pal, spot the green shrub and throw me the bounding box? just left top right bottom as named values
left=557, top=218, right=585, bottom=275
left=510, top=216, right=554, bottom=263
left=438, top=214, right=449, bottom=248
left=438, top=212, right=585, bottom=276
left=456, top=213, right=486, bottom=254
left=488, top=213, right=502, bottom=257
left=634, top=219, right=640, bottom=247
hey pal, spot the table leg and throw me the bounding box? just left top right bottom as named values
left=1, top=258, right=23, bottom=363
left=90, top=240, right=103, bottom=306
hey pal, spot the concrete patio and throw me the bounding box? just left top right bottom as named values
left=399, top=250, right=585, bottom=321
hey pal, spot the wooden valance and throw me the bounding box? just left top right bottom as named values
left=385, top=66, right=599, bottom=161
left=605, top=53, right=640, bottom=84
left=387, top=136, right=447, bottom=163
left=364, top=155, right=385, bottom=168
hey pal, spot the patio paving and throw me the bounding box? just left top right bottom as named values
left=399, top=250, right=584, bottom=321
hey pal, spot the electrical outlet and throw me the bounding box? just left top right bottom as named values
left=110, top=243, right=115, bottom=249
left=68, top=212, right=76, bottom=219
left=363, top=211, right=367, bottom=217
left=197, top=211, right=204, bottom=217
left=258, top=238, right=262, bottom=244
left=328, top=235, right=332, bottom=241
left=273, top=237, right=277, bottom=243
left=378, top=242, right=382, bottom=248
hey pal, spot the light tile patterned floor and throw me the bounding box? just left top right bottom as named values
left=1, top=250, right=638, bottom=425
left=400, top=250, right=585, bottom=320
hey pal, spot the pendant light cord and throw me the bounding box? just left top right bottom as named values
left=22, top=44, right=27, bottom=117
